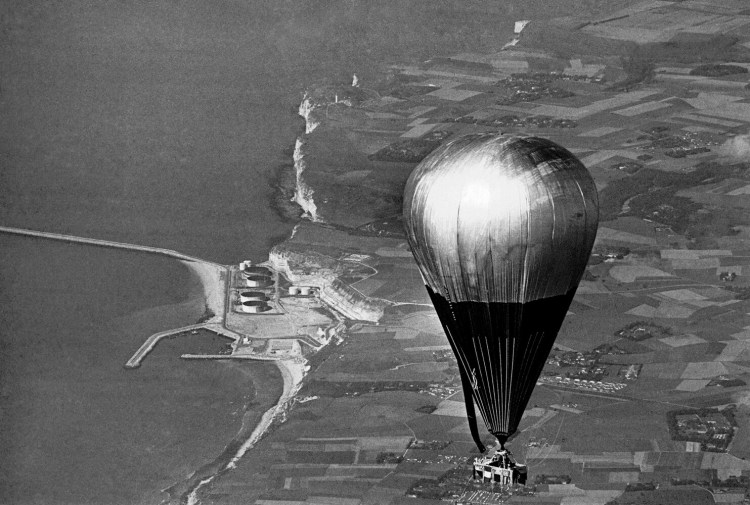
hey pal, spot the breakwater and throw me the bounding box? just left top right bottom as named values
left=125, top=324, right=208, bottom=369
left=124, top=323, right=243, bottom=369
left=0, top=226, right=223, bottom=267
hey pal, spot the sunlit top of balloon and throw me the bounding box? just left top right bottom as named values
left=403, top=133, right=599, bottom=305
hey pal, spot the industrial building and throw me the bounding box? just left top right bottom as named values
left=239, top=291, right=268, bottom=302
left=240, top=300, right=271, bottom=313
left=244, top=275, right=273, bottom=288
left=242, top=265, right=273, bottom=276
left=288, top=285, right=317, bottom=296
left=235, top=262, right=274, bottom=312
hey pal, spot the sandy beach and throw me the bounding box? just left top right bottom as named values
left=180, top=260, right=226, bottom=324
left=227, top=358, right=307, bottom=468
left=185, top=358, right=307, bottom=505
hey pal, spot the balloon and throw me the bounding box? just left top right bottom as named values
left=403, top=134, right=598, bottom=451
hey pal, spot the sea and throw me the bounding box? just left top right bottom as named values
left=0, top=236, right=273, bottom=504
left=0, top=1, right=523, bottom=503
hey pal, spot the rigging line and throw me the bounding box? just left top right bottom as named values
left=492, top=310, right=510, bottom=432
left=443, top=311, right=474, bottom=379
left=492, top=307, right=508, bottom=430
left=511, top=307, right=537, bottom=420
left=506, top=305, right=519, bottom=425
left=466, top=346, right=492, bottom=435
left=448, top=330, right=490, bottom=441
left=485, top=247, right=503, bottom=433
left=506, top=305, right=521, bottom=431
left=444, top=324, right=476, bottom=397
left=469, top=323, right=492, bottom=428
left=515, top=324, right=543, bottom=396
left=511, top=354, right=535, bottom=427
left=488, top=308, right=503, bottom=433
left=457, top=355, right=486, bottom=453
left=468, top=377, right=492, bottom=439
left=504, top=318, right=514, bottom=431
left=444, top=319, right=492, bottom=430
left=474, top=309, right=499, bottom=431
left=509, top=333, right=520, bottom=433
left=475, top=303, right=495, bottom=430
left=480, top=318, right=499, bottom=431
left=491, top=302, right=503, bottom=432
left=501, top=308, right=513, bottom=433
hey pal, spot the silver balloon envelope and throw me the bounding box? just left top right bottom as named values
left=403, top=133, right=598, bottom=451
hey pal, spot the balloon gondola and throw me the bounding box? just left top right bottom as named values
left=403, top=133, right=599, bottom=453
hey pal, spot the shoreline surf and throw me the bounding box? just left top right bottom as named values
left=179, top=259, right=227, bottom=324
left=184, top=358, right=306, bottom=505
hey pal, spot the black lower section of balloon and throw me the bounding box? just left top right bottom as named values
left=427, top=288, right=576, bottom=447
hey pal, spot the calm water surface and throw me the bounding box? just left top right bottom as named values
left=0, top=236, right=276, bottom=504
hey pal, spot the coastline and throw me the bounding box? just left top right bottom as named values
left=269, top=160, right=305, bottom=224
left=164, top=357, right=282, bottom=505
left=184, top=360, right=306, bottom=504
left=177, top=167, right=311, bottom=503
left=179, top=260, right=226, bottom=324
left=142, top=92, right=317, bottom=503
left=228, top=358, right=307, bottom=468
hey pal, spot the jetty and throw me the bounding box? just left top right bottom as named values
left=0, top=226, right=223, bottom=267
left=125, top=324, right=207, bottom=369
left=124, top=323, right=243, bottom=369
left=180, top=354, right=277, bottom=361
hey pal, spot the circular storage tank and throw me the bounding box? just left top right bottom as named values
left=242, top=266, right=271, bottom=277
left=245, top=276, right=273, bottom=288
left=240, top=291, right=267, bottom=302
left=241, top=301, right=270, bottom=313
